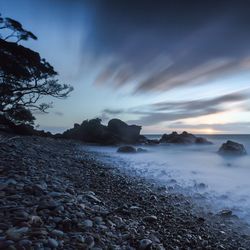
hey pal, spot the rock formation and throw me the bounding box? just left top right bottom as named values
left=61, top=118, right=142, bottom=145
left=159, top=131, right=211, bottom=144
left=218, top=140, right=247, bottom=155
left=107, top=119, right=141, bottom=144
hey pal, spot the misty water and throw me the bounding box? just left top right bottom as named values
left=84, top=135, right=250, bottom=224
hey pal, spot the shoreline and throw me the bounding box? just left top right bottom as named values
left=0, top=135, right=250, bottom=249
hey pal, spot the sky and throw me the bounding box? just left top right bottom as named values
left=1, top=0, right=250, bottom=134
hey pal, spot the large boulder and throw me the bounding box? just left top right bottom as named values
left=159, top=131, right=211, bottom=144
left=108, top=119, right=141, bottom=144
left=218, top=140, right=247, bottom=156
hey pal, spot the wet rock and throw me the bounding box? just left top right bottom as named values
left=143, top=215, right=157, bottom=223
left=6, top=227, right=29, bottom=241
left=139, top=239, right=153, bottom=250
left=84, top=235, right=95, bottom=248
left=218, top=140, right=247, bottom=155
left=51, top=229, right=64, bottom=238
left=83, top=219, right=93, bottom=228
left=218, top=209, right=233, bottom=217
left=0, top=239, right=15, bottom=249
left=28, top=215, right=43, bottom=226
left=117, top=146, right=136, bottom=153
left=85, top=193, right=102, bottom=203
left=48, top=238, right=59, bottom=248
left=0, top=223, right=9, bottom=230
left=94, top=217, right=103, bottom=225
left=18, top=239, right=32, bottom=248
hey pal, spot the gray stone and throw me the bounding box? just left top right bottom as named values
left=51, top=229, right=64, bottom=238
left=85, top=235, right=95, bottom=247
left=218, top=209, right=233, bottom=217
left=48, top=238, right=59, bottom=248
left=143, top=215, right=157, bottom=223
left=83, top=219, right=93, bottom=228
left=139, top=239, right=153, bottom=250
left=6, top=227, right=29, bottom=241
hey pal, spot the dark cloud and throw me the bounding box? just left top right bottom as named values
left=102, top=108, right=124, bottom=115
left=151, top=92, right=247, bottom=112
left=84, top=0, right=250, bottom=93
left=105, top=90, right=250, bottom=126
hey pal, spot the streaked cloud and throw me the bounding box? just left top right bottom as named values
left=85, top=0, right=250, bottom=93
left=103, top=90, right=250, bottom=126
left=103, top=108, right=124, bottom=115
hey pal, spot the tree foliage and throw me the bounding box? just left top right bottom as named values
left=0, top=14, right=73, bottom=124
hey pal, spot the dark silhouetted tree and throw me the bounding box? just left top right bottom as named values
left=0, top=14, right=73, bottom=124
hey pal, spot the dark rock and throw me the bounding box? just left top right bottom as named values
left=117, top=146, right=136, bottom=153
left=84, top=235, right=95, bottom=248
left=6, top=227, right=29, bottom=241
left=143, top=215, right=157, bottom=223
left=218, top=140, right=247, bottom=155
left=62, top=118, right=117, bottom=144
left=160, top=131, right=212, bottom=145
left=18, top=239, right=32, bottom=248
left=108, top=118, right=141, bottom=143
left=218, top=209, right=233, bottom=217
left=62, top=118, right=142, bottom=144
left=51, top=229, right=64, bottom=238
left=145, top=139, right=159, bottom=145
left=139, top=239, right=153, bottom=250
left=48, top=238, right=59, bottom=248
left=82, top=219, right=93, bottom=228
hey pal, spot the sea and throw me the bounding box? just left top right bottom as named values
left=83, top=134, right=250, bottom=224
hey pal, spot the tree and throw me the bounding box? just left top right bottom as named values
left=0, top=14, right=73, bottom=125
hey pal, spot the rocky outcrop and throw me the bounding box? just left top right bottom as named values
left=108, top=119, right=141, bottom=144
left=218, top=140, right=247, bottom=156
left=61, top=118, right=142, bottom=145
left=159, top=131, right=211, bottom=145
left=61, top=118, right=118, bottom=145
